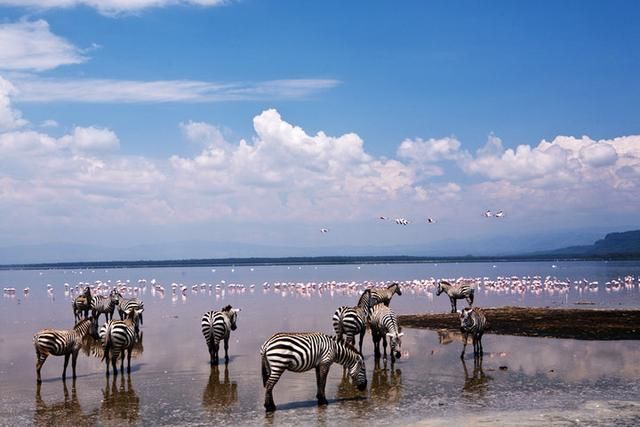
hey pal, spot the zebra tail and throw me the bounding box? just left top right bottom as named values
left=101, top=322, right=113, bottom=362
left=261, top=354, right=270, bottom=387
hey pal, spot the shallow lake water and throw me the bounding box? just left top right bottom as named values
left=1, top=261, right=640, bottom=426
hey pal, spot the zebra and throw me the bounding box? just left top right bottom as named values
left=260, top=332, right=367, bottom=412
left=102, top=310, right=141, bottom=377
left=72, top=287, right=92, bottom=321
left=201, top=305, right=240, bottom=365
left=436, top=280, right=475, bottom=313
left=358, top=282, right=402, bottom=308
left=369, top=304, right=404, bottom=363
left=33, top=318, right=96, bottom=383
left=459, top=307, right=487, bottom=358
left=332, top=289, right=371, bottom=353
left=91, top=291, right=120, bottom=323
left=117, top=295, right=144, bottom=326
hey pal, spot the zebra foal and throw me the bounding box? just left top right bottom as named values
left=459, top=307, right=487, bottom=358
left=332, top=289, right=371, bottom=353
left=369, top=304, right=404, bottom=363
left=260, top=332, right=367, bottom=412
left=34, top=318, right=96, bottom=383
left=436, top=280, right=474, bottom=313
left=201, top=305, right=240, bottom=365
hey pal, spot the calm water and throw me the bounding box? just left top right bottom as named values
left=1, top=261, right=640, bottom=426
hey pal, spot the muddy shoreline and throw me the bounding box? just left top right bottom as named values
left=398, top=307, right=640, bottom=340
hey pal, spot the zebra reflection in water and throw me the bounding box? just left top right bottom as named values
left=461, top=357, right=491, bottom=397
left=34, top=381, right=85, bottom=427
left=202, top=364, right=238, bottom=412
left=370, top=358, right=402, bottom=404
left=95, top=374, right=139, bottom=424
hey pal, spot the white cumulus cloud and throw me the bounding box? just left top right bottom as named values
left=0, top=0, right=226, bottom=15
left=0, top=20, right=87, bottom=71
left=59, top=126, right=120, bottom=151
left=0, top=76, right=28, bottom=130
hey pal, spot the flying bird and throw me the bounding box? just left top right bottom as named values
left=427, top=218, right=435, bottom=224
left=395, top=218, right=409, bottom=225
left=379, top=216, right=387, bottom=220
left=495, top=211, right=504, bottom=218
left=320, top=228, right=329, bottom=233
left=483, top=210, right=493, bottom=217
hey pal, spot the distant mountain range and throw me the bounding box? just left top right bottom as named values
left=538, top=230, right=640, bottom=258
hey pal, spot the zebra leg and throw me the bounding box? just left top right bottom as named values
left=359, top=330, right=365, bottom=355
left=111, top=352, right=118, bottom=378
left=213, top=341, right=220, bottom=365
left=71, top=350, right=79, bottom=380
left=127, top=348, right=132, bottom=374
left=468, top=293, right=474, bottom=307
left=450, top=298, right=457, bottom=313
left=35, top=351, right=47, bottom=384
left=224, top=336, right=230, bottom=363
left=382, top=335, right=388, bottom=360
left=120, top=350, right=125, bottom=374
left=461, top=333, right=468, bottom=359
left=315, top=364, right=330, bottom=405
left=62, top=353, right=70, bottom=381
left=372, top=331, right=381, bottom=359
left=263, top=371, right=283, bottom=412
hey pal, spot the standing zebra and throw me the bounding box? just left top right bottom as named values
left=369, top=304, right=404, bottom=363
left=91, top=291, right=120, bottom=323
left=260, top=332, right=367, bottom=412
left=117, top=296, right=144, bottom=326
left=436, top=280, right=474, bottom=313
left=459, top=307, right=487, bottom=358
left=201, top=305, right=240, bottom=365
left=33, top=318, right=96, bottom=383
left=102, top=310, right=140, bottom=377
left=72, top=287, right=92, bottom=321
left=358, top=282, right=402, bottom=308
left=332, top=289, right=371, bottom=353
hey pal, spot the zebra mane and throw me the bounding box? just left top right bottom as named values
left=221, top=305, right=233, bottom=312
left=387, top=282, right=399, bottom=289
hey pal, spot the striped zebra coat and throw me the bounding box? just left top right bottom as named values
left=91, top=292, right=120, bottom=323
left=33, top=318, right=96, bottom=383
left=369, top=304, right=404, bottom=363
left=102, top=310, right=140, bottom=376
left=436, top=280, right=475, bottom=313
left=358, top=282, right=402, bottom=308
left=459, top=307, right=487, bottom=358
left=332, top=289, right=371, bottom=353
left=201, top=305, right=240, bottom=365
left=260, top=332, right=367, bottom=412
left=72, top=287, right=92, bottom=321
left=117, top=296, right=144, bottom=326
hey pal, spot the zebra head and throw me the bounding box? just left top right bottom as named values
left=390, top=282, right=402, bottom=296
left=109, top=291, right=121, bottom=305
left=349, top=353, right=368, bottom=391
left=436, top=281, right=446, bottom=296
left=386, top=331, right=404, bottom=360
left=459, top=308, right=473, bottom=329
left=222, top=305, right=240, bottom=331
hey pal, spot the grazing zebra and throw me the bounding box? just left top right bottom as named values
left=459, top=307, right=487, bottom=358
left=91, top=291, right=120, bottom=323
left=72, top=287, right=92, bottom=321
left=102, top=310, right=140, bottom=376
left=33, top=318, right=96, bottom=383
left=369, top=304, right=404, bottom=363
left=260, top=332, right=367, bottom=412
left=332, top=289, right=371, bottom=353
left=201, top=305, right=240, bottom=365
left=436, top=280, right=475, bottom=313
left=358, top=282, right=402, bottom=308
left=117, top=296, right=144, bottom=326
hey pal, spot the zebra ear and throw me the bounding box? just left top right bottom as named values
left=397, top=332, right=404, bottom=337
left=231, top=308, right=241, bottom=313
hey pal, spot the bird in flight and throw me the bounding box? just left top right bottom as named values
left=483, top=210, right=493, bottom=217
left=495, top=211, right=504, bottom=218
left=320, top=228, right=329, bottom=233
left=427, top=218, right=435, bottom=224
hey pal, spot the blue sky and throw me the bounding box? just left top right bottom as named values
left=0, top=0, right=639, bottom=260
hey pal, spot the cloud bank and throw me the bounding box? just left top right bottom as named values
left=0, top=0, right=226, bottom=15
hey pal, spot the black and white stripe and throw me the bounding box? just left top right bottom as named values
left=33, top=318, right=95, bottom=383
left=260, top=332, right=367, bottom=412
left=72, top=287, right=92, bottom=321
left=201, top=305, right=239, bottom=365
left=332, top=289, right=371, bottom=353
left=369, top=304, right=404, bottom=363
left=91, top=292, right=120, bottom=323
left=358, top=282, right=402, bottom=308
left=459, top=307, right=487, bottom=358
left=102, top=310, right=140, bottom=376
left=117, top=296, right=144, bottom=326
left=436, top=280, right=475, bottom=313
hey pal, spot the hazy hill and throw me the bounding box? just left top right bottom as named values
left=544, top=230, right=640, bottom=257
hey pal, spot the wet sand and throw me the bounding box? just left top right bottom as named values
left=399, top=306, right=640, bottom=340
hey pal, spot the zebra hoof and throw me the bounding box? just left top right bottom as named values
left=317, top=398, right=328, bottom=406
left=264, top=403, right=276, bottom=412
